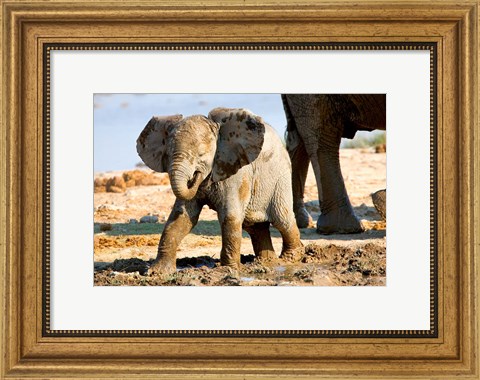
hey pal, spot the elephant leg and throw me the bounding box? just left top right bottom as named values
left=315, top=121, right=363, bottom=234
left=277, top=223, right=304, bottom=263
left=270, top=212, right=303, bottom=263
left=244, top=222, right=277, bottom=261
left=302, top=139, right=324, bottom=209
left=149, top=199, right=202, bottom=275
left=219, top=214, right=243, bottom=269
left=286, top=129, right=313, bottom=228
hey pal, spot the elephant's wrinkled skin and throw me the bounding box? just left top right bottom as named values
left=137, top=108, right=303, bottom=274
left=282, top=94, right=386, bottom=234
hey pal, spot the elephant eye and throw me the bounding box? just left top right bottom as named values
left=198, top=145, right=207, bottom=157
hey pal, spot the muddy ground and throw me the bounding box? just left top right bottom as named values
left=94, top=148, right=386, bottom=286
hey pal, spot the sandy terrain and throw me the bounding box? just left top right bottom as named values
left=94, top=148, right=386, bottom=286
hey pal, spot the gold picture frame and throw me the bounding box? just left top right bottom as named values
left=1, top=0, right=478, bottom=378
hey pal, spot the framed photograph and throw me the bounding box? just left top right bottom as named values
left=1, top=0, right=478, bottom=378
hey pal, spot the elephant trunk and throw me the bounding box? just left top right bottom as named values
left=169, top=166, right=203, bottom=201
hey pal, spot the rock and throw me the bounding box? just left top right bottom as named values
left=140, top=215, right=159, bottom=223
left=371, top=189, right=386, bottom=220
left=95, top=204, right=126, bottom=212
left=106, top=176, right=126, bottom=193
left=129, top=218, right=138, bottom=224
left=158, top=212, right=167, bottom=223
left=375, top=143, right=386, bottom=153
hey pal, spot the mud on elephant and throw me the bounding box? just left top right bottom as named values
left=282, top=94, right=386, bottom=234
left=137, top=107, right=303, bottom=275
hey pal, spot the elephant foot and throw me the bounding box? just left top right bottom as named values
left=278, top=224, right=304, bottom=262
left=294, top=204, right=313, bottom=229
left=220, top=254, right=241, bottom=270
left=316, top=205, right=364, bottom=235
left=279, top=245, right=304, bottom=263
left=371, top=189, right=386, bottom=220
left=147, top=257, right=176, bottom=276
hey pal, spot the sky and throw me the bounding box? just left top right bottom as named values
left=93, top=94, right=382, bottom=172
left=94, top=94, right=287, bottom=172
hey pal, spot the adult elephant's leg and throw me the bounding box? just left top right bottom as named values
left=149, top=199, right=202, bottom=274
left=289, top=120, right=327, bottom=231
left=315, top=121, right=363, bottom=234
left=286, top=129, right=313, bottom=228
left=284, top=95, right=325, bottom=229
left=244, top=222, right=277, bottom=261
left=302, top=139, right=324, bottom=210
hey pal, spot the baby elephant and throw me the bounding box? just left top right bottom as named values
left=137, top=107, right=303, bottom=274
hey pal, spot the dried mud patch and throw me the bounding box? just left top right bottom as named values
left=94, top=243, right=385, bottom=286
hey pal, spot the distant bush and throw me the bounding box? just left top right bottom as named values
left=94, top=170, right=169, bottom=193
left=106, top=176, right=127, bottom=193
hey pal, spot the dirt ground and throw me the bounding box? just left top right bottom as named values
left=94, top=148, right=386, bottom=286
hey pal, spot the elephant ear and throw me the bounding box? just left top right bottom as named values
left=208, top=107, right=265, bottom=182
left=136, top=115, right=182, bottom=172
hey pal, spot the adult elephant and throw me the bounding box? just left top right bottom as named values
left=282, top=94, right=386, bottom=234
